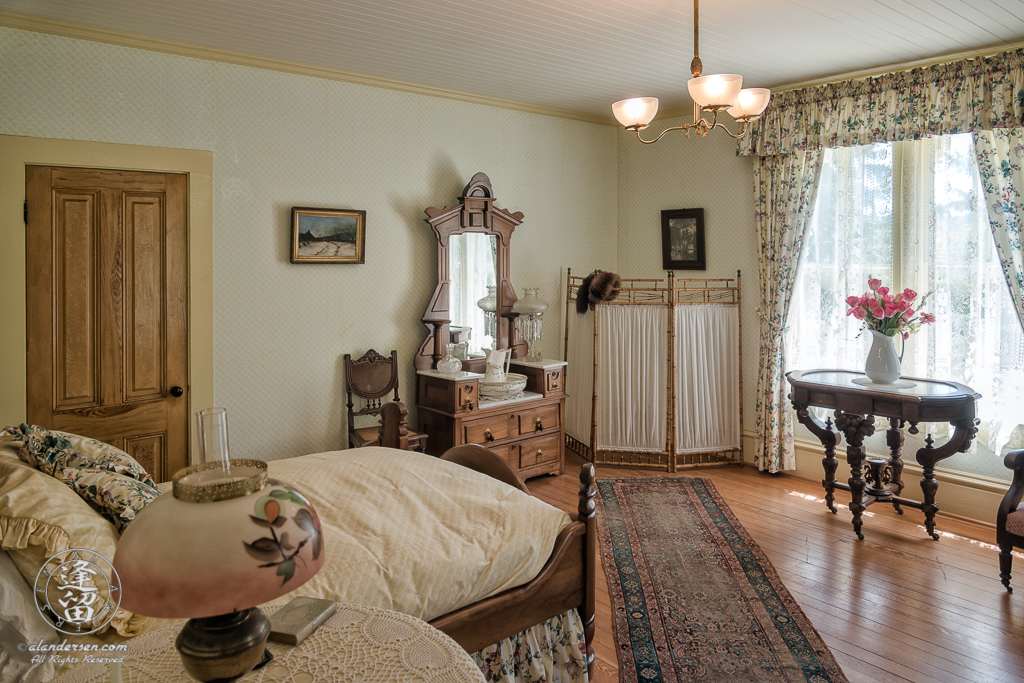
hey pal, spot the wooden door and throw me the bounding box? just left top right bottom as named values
left=25, top=166, right=189, bottom=482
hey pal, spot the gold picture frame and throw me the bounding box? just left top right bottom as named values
left=290, top=207, right=366, bottom=264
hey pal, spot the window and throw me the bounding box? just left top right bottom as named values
left=788, top=134, right=1024, bottom=480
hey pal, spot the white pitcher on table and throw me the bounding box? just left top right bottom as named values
left=483, top=349, right=511, bottom=383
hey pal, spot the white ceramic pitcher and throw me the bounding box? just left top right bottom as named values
left=483, top=349, right=511, bottom=383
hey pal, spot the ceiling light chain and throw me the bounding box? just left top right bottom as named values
left=612, top=0, right=770, bottom=143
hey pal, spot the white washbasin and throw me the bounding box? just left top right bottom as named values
left=479, top=372, right=528, bottom=400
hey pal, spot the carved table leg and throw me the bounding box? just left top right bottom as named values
left=887, top=418, right=905, bottom=514
left=916, top=418, right=980, bottom=541
left=790, top=398, right=840, bottom=514
left=822, top=428, right=839, bottom=514
left=834, top=411, right=876, bottom=541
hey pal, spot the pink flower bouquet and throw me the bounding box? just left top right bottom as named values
left=846, top=277, right=936, bottom=340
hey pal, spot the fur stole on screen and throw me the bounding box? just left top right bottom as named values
left=576, top=270, right=620, bottom=313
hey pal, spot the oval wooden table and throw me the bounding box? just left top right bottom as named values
left=53, top=603, right=487, bottom=683
left=786, top=369, right=980, bottom=541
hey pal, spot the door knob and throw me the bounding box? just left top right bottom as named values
left=170, top=385, right=184, bottom=397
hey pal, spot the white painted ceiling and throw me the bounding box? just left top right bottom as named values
left=2, top=0, right=1023, bottom=118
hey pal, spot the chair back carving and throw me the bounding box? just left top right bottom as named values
left=344, top=349, right=400, bottom=425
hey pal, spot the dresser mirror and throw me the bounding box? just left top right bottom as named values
left=415, top=173, right=527, bottom=372
left=448, top=232, right=497, bottom=355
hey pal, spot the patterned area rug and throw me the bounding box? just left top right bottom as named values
left=597, top=477, right=849, bottom=683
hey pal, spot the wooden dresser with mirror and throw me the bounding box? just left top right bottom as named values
left=414, top=173, right=565, bottom=479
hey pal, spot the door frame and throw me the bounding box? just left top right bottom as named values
left=0, top=135, right=213, bottom=465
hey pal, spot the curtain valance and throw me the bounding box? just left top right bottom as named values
left=739, top=48, right=1024, bottom=157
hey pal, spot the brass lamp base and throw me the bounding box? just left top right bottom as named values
left=176, top=608, right=271, bottom=682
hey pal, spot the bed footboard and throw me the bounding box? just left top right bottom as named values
left=429, top=453, right=597, bottom=675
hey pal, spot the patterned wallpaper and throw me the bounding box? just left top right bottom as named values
left=616, top=123, right=759, bottom=434
left=0, top=27, right=618, bottom=461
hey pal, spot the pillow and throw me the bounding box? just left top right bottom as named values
left=0, top=549, right=57, bottom=683
left=0, top=446, right=149, bottom=637
left=1, top=424, right=153, bottom=485
left=62, top=468, right=162, bottom=534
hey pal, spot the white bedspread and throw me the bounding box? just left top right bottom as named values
left=268, top=447, right=571, bottom=621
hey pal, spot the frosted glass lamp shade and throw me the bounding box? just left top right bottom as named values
left=726, top=88, right=771, bottom=120
left=476, top=285, right=497, bottom=313
left=612, top=98, right=659, bottom=128
left=512, top=288, right=549, bottom=316
left=687, top=74, right=743, bottom=108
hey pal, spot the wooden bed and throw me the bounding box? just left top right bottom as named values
left=380, top=400, right=597, bottom=673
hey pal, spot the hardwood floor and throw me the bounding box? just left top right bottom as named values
left=529, top=452, right=1024, bottom=683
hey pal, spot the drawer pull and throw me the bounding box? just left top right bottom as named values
left=466, top=399, right=474, bottom=411
left=535, top=418, right=544, bottom=431
left=551, top=383, right=559, bottom=390
left=484, top=428, right=494, bottom=442
left=536, top=449, right=543, bottom=459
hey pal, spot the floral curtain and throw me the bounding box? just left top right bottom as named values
left=753, top=150, right=824, bottom=472
left=973, top=128, right=1024, bottom=331
left=739, top=48, right=1024, bottom=157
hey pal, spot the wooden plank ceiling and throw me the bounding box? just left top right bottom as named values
left=1, top=0, right=1022, bottom=117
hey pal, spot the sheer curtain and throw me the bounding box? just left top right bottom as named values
left=787, top=143, right=894, bottom=371
left=788, top=134, right=1024, bottom=478
left=899, top=134, right=1024, bottom=466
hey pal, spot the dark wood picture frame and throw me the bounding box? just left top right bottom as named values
left=290, top=207, right=366, bottom=264
left=661, top=208, right=705, bottom=271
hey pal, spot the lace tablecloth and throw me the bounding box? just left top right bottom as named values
left=54, top=603, right=487, bottom=683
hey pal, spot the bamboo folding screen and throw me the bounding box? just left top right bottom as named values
left=563, top=270, right=743, bottom=472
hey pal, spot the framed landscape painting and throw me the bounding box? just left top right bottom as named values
left=291, top=207, right=366, bottom=264
left=661, top=208, right=705, bottom=271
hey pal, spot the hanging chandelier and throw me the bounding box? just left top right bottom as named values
left=611, top=0, right=770, bottom=143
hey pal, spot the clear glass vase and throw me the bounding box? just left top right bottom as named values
left=437, top=343, right=463, bottom=375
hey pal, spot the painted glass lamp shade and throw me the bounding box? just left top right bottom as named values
left=114, top=456, right=324, bottom=681
left=115, top=465, right=323, bottom=617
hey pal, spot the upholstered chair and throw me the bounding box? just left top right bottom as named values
left=997, top=449, right=1024, bottom=591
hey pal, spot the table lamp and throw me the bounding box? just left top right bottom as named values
left=512, top=287, right=549, bottom=362
left=113, top=409, right=324, bottom=682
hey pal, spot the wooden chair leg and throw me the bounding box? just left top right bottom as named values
left=1000, top=546, right=1014, bottom=592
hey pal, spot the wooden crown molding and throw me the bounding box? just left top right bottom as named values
left=0, top=9, right=615, bottom=127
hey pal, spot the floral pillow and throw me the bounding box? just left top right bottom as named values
left=61, top=468, right=161, bottom=534
left=1, top=424, right=154, bottom=485
left=1, top=424, right=160, bottom=534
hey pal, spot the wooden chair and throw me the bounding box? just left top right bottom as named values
left=998, top=449, right=1024, bottom=591
left=441, top=444, right=530, bottom=494
left=344, top=349, right=427, bottom=453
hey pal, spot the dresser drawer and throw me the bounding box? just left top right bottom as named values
left=464, top=414, right=512, bottom=445
left=517, top=405, right=560, bottom=437
left=517, top=433, right=561, bottom=469
left=545, top=367, right=564, bottom=394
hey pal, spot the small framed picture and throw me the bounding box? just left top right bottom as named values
left=661, top=208, right=705, bottom=271
left=291, top=207, right=366, bottom=264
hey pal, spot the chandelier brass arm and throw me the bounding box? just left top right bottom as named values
left=627, top=102, right=755, bottom=144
